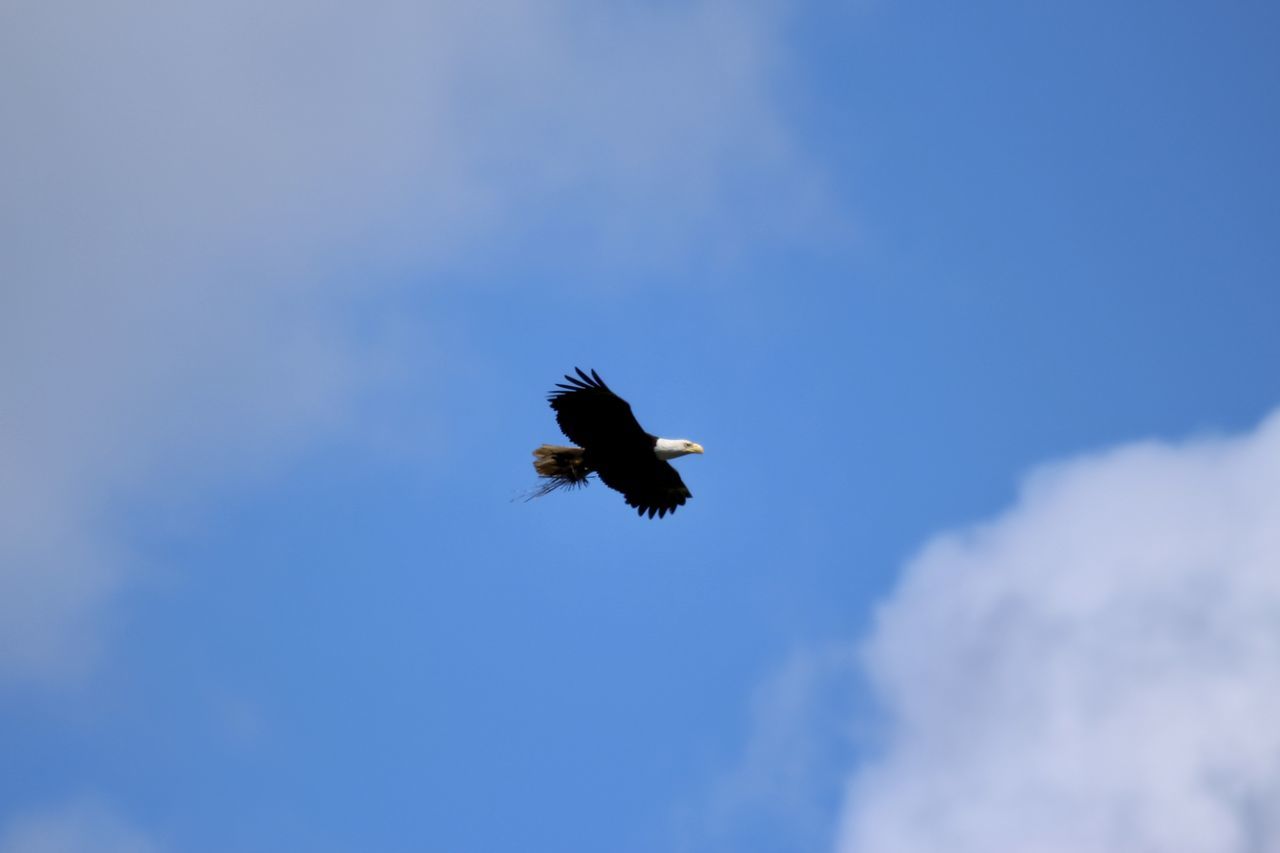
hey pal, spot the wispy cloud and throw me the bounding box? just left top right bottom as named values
left=0, top=798, right=161, bottom=853
left=697, top=646, right=859, bottom=852
left=838, top=410, right=1280, bottom=852
left=1, top=0, right=816, bottom=680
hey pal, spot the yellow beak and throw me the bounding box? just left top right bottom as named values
left=689, top=443, right=705, bottom=454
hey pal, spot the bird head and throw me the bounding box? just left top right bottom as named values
left=654, top=438, right=705, bottom=460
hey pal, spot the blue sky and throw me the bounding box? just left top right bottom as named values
left=3, top=3, right=1280, bottom=852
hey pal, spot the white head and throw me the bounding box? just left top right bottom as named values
left=653, top=438, right=705, bottom=460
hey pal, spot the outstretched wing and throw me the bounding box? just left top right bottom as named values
left=547, top=368, right=690, bottom=518
left=595, top=457, right=692, bottom=519
left=548, top=368, right=652, bottom=450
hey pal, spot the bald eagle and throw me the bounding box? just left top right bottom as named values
left=531, top=368, right=704, bottom=518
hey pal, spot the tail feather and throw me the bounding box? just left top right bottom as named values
left=527, top=444, right=591, bottom=499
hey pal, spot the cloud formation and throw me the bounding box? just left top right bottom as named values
left=0, top=799, right=160, bottom=853
left=839, top=410, right=1280, bottom=853
left=0, top=0, right=810, bottom=679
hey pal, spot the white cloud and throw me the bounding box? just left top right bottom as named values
left=0, top=0, right=815, bottom=679
left=838, top=410, right=1280, bottom=852
left=0, top=799, right=161, bottom=853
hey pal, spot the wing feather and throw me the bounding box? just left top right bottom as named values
left=594, top=457, right=691, bottom=519
left=548, top=368, right=651, bottom=450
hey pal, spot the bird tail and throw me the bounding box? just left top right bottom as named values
left=527, top=444, right=591, bottom=499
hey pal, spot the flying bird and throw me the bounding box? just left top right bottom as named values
left=531, top=368, right=704, bottom=518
